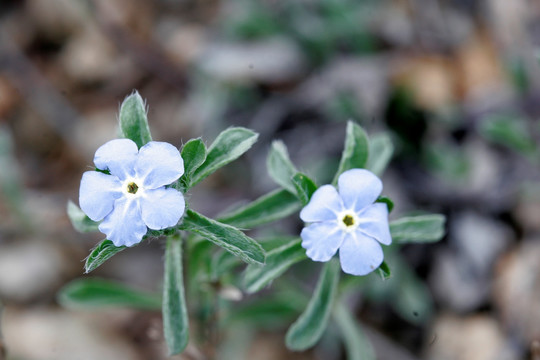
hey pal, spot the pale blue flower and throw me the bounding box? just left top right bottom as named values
left=79, top=139, right=185, bottom=247
left=300, top=169, right=391, bottom=276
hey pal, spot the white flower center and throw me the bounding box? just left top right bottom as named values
left=122, top=177, right=145, bottom=199
left=336, top=210, right=359, bottom=233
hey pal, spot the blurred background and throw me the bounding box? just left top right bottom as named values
left=1, top=0, right=540, bottom=359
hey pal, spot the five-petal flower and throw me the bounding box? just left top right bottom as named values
left=79, top=139, right=185, bottom=247
left=299, top=169, right=391, bottom=276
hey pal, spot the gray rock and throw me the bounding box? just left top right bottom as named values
left=198, top=38, right=306, bottom=84
left=494, top=239, right=540, bottom=344
left=3, top=307, right=141, bottom=360
left=0, top=241, right=71, bottom=302
left=424, top=314, right=519, bottom=360
left=295, top=56, right=389, bottom=120
left=431, top=212, right=512, bottom=312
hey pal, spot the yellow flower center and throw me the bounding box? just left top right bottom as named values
left=337, top=210, right=359, bottom=232
left=127, top=181, right=139, bottom=194
left=342, top=214, right=355, bottom=227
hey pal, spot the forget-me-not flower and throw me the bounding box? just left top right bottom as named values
left=79, top=139, right=185, bottom=247
left=300, top=169, right=391, bottom=276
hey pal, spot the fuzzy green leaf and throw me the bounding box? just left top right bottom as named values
left=67, top=200, right=99, bottom=233
left=366, top=133, right=394, bottom=176
left=190, top=127, right=258, bottom=186
left=390, top=214, right=446, bottom=244
left=292, top=173, right=318, bottom=206
left=181, top=209, right=265, bottom=265
left=119, top=91, right=152, bottom=148
left=394, top=259, right=434, bottom=324
left=187, top=239, right=213, bottom=281
left=163, top=236, right=189, bottom=355
left=244, top=238, right=307, bottom=294
left=479, top=114, right=537, bottom=155
left=180, top=138, right=207, bottom=190
left=334, top=303, right=375, bottom=360
left=218, top=189, right=301, bottom=229
left=333, top=121, right=369, bottom=183
left=267, top=140, right=297, bottom=193
left=58, top=278, right=161, bottom=310
left=285, top=260, right=340, bottom=351
left=364, top=252, right=434, bottom=325
left=225, top=296, right=300, bottom=329
left=84, top=239, right=126, bottom=273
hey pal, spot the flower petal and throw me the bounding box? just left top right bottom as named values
left=140, top=187, right=185, bottom=230
left=98, top=197, right=147, bottom=247
left=337, top=169, right=382, bottom=212
left=300, top=221, right=344, bottom=262
left=339, top=232, right=383, bottom=276
left=300, top=185, right=343, bottom=223
left=135, top=142, right=184, bottom=189
left=79, top=171, right=122, bottom=221
left=94, top=139, right=138, bottom=180
left=357, top=203, right=392, bottom=245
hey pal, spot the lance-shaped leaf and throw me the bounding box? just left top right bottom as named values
left=394, top=256, right=434, bottom=324
left=181, top=209, right=265, bottom=265
left=163, top=236, right=189, bottom=355
left=67, top=200, right=99, bottom=233
left=267, top=140, right=297, bottom=193
left=244, top=238, right=307, bottom=294
left=119, top=91, right=152, bottom=148
left=58, top=278, right=161, bottom=310
left=479, top=114, right=537, bottom=156
left=187, top=239, right=213, bottom=285
left=218, top=189, right=301, bottom=229
left=292, top=173, right=317, bottom=205
left=179, top=138, right=207, bottom=190
left=366, top=133, right=394, bottom=176
left=390, top=214, right=446, bottom=244
left=333, top=121, right=369, bottom=184
left=85, top=239, right=126, bottom=273
left=285, top=260, right=340, bottom=351
left=363, top=251, right=434, bottom=325
left=190, top=127, right=258, bottom=186
left=333, top=302, right=375, bottom=360
left=225, top=296, right=301, bottom=329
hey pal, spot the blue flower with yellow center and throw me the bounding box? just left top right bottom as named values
left=79, top=139, right=185, bottom=247
left=300, top=169, right=391, bottom=276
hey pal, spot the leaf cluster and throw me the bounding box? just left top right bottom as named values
left=63, top=93, right=447, bottom=356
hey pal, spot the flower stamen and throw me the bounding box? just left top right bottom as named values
left=342, top=214, right=355, bottom=227
left=127, top=182, right=139, bottom=194
left=337, top=210, right=359, bottom=232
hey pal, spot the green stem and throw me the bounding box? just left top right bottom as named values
left=163, top=233, right=189, bottom=355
